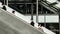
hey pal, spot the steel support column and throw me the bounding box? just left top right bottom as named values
left=36, top=0, right=38, bottom=23
left=7, top=0, right=8, bottom=6
left=31, top=4, right=33, bottom=21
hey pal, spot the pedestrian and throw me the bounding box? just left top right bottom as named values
left=30, top=20, right=35, bottom=26
left=2, top=5, right=6, bottom=10
left=12, top=10, right=15, bottom=14
left=38, top=24, right=42, bottom=29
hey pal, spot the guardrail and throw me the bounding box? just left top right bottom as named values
left=25, top=14, right=59, bottom=23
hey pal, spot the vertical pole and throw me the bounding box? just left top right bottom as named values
left=31, top=4, right=33, bottom=21
left=36, top=0, right=38, bottom=23
left=4, top=0, right=5, bottom=5
left=44, top=15, right=46, bottom=27
left=41, top=5, right=43, bottom=14
left=59, top=14, right=60, bottom=34
left=7, top=0, right=8, bottom=6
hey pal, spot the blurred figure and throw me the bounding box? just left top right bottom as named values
left=12, top=10, right=15, bottom=14
left=38, top=24, right=42, bottom=29
left=30, top=20, right=35, bottom=26
left=38, top=24, right=44, bottom=32
left=34, top=22, right=38, bottom=28
left=2, top=5, right=6, bottom=10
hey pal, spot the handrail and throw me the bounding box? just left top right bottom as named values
left=44, top=1, right=59, bottom=12
left=40, top=1, right=57, bottom=13
left=42, top=1, right=58, bottom=11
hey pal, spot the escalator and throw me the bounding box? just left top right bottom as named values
left=5, top=4, right=56, bottom=34
left=0, top=8, right=46, bottom=34
left=39, top=1, right=58, bottom=14
left=2, top=5, right=56, bottom=34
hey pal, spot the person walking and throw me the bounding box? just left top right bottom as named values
left=2, top=5, right=6, bottom=10
left=12, top=10, right=15, bottom=14
left=30, top=20, right=35, bottom=26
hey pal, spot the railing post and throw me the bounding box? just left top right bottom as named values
left=7, top=0, right=8, bottom=6
left=4, top=0, right=5, bottom=5
left=36, top=0, right=38, bottom=23
left=31, top=4, right=33, bottom=21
